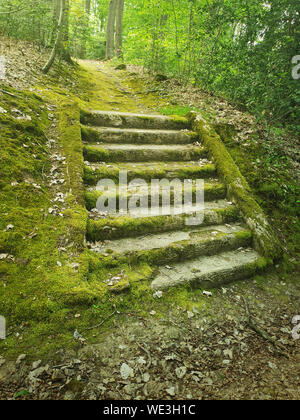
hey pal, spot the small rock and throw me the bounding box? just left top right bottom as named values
left=32, top=360, right=42, bottom=370
left=115, top=64, right=127, bottom=70
left=142, top=373, right=150, bottom=383
left=175, top=366, right=187, bottom=379
left=29, top=365, right=48, bottom=379
left=120, top=363, right=134, bottom=380
left=223, top=349, right=233, bottom=360
left=166, top=386, right=176, bottom=396
left=64, top=391, right=75, bottom=400
left=52, top=369, right=66, bottom=381
left=123, top=384, right=137, bottom=395
left=16, top=354, right=26, bottom=365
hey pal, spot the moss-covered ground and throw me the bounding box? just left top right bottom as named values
left=0, top=58, right=299, bottom=370
left=0, top=60, right=224, bottom=360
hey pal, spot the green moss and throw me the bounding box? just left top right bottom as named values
left=169, top=115, right=189, bottom=124
left=0, top=86, right=94, bottom=358
left=83, top=162, right=217, bottom=186
left=1, top=57, right=292, bottom=361
left=256, top=256, right=269, bottom=270
left=234, top=230, right=253, bottom=241
left=87, top=205, right=240, bottom=242
left=83, top=145, right=110, bottom=162
left=93, top=228, right=253, bottom=268
left=213, top=123, right=237, bottom=144
left=84, top=182, right=226, bottom=211
left=81, top=125, right=99, bottom=143
left=83, top=144, right=207, bottom=163
left=188, top=112, right=282, bottom=260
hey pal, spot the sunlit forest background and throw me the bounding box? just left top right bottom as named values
left=0, top=0, right=299, bottom=127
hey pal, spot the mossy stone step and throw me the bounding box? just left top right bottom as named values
left=87, top=202, right=241, bottom=241
left=151, top=249, right=263, bottom=290
left=85, top=181, right=226, bottom=211
left=83, top=143, right=207, bottom=163
left=81, top=126, right=198, bottom=145
left=88, top=224, right=252, bottom=266
left=81, top=110, right=190, bottom=130
left=84, top=161, right=217, bottom=185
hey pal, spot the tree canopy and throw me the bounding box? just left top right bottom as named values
left=0, top=0, right=299, bottom=126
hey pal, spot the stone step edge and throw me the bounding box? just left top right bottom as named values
left=80, top=110, right=190, bottom=130
left=87, top=204, right=241, bottom=241
left=83, top=162, right=217, bottom=185
left=151, top=251, right=268, bottom=290
left=83, top=144, right=207, bottom=163
left=84, top=182, right=226, bottom=211
left=89, top=228, right=253, bottom=267
left=81, top=125, right=199, bottom=145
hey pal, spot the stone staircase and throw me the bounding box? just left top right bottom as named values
left=81, top=110, right=263, bottom=291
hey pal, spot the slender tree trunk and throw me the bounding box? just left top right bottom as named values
left=81, top=0, right=91, bottom=58
left=42, top=0, right=64, bottom=73
left=50, top=0, right=60, bottom=46
left=61, top=0, right=72, bottom=63
left=171, top=0, right=180, bottom=76
left=183, top=0, right=194, bottom=80
left=115, top=0, right=124, bottom=58
left=86, top=0, right=91, bottom=14
left=106, top=0, right=117, bottom=59
left=156, top=14, right=168, bottom=73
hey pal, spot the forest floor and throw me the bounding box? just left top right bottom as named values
left=0, top=40, right=299, bottom=400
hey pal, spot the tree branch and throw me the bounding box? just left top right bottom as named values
left=0, top=6, right=28, bottom=15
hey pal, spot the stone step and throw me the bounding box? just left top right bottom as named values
left=80, top=110, right=190, bottom=130
left=83, top=143, right=207, bottom=163
left=85, top=181, right=226, bottom=211
left=81, top=126, right=198, bottom=145
left=87, top=201, right=240, bottom=241
left=88, top=223, right=252, bottom=266
left=151, top=249, right=262, bottom=290
left=84, top=160, right=217, bottom=185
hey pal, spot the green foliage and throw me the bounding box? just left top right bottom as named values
left=121, top=0, right=299, bottom=127
left=159, top=105, right=201, bottom=116
left=14, top=390, right=30, bottom=399
left=0, top=1, right=52, bottom=45
left=1, top=0, right=298, bottom=127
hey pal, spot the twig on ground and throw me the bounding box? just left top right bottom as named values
left=0, top=88, right=20, bottom=98
left=242, top=297, right=289, bottom=358
left=84, top=310, right=117, bottom=332
left=137, top=342, right=152, bottom=369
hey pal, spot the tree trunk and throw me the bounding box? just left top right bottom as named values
left=106, top=0, right=117, bottom=59
left=42, top=0, right=64, bottom=73
left=155, top=14, right=168, bottom=73
left=50, top=0, right=60, bottom=46
left=171, top=0, right=180, bottom=76
left=80, top=0, right=91, bottom=58
left=115, top=0, right=124, bottom=58
left=61, top=0, right=72, bottom=63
